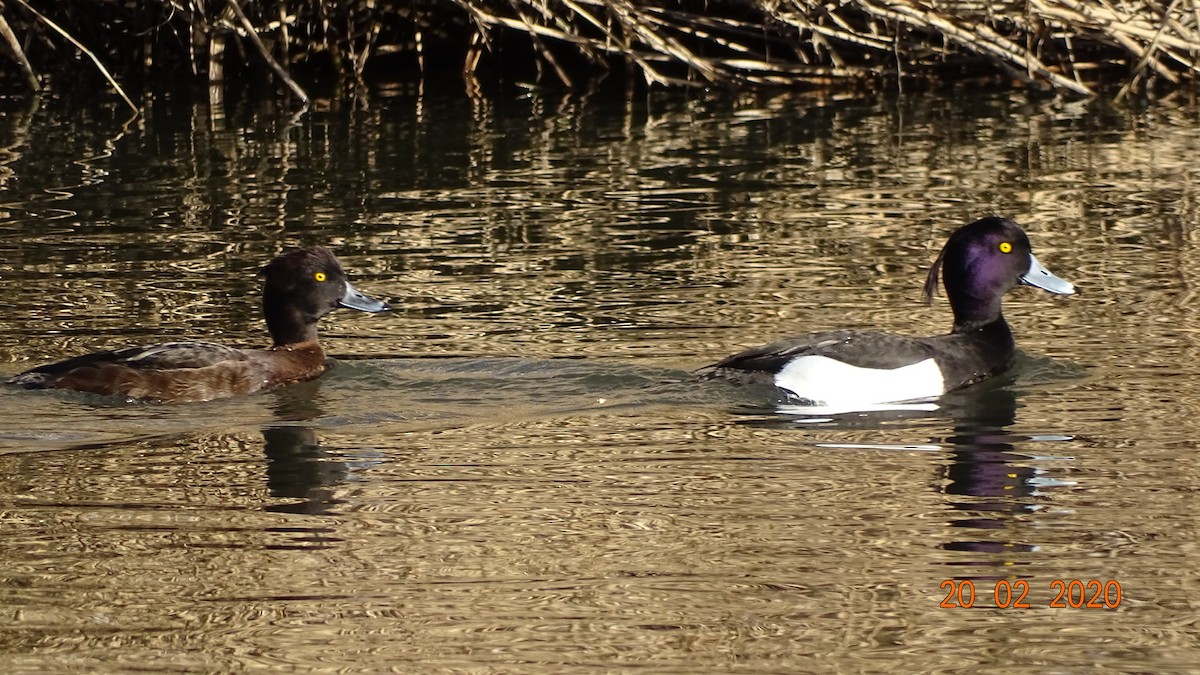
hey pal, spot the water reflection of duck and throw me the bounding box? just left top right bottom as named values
left=704, top=217, right=1075, bottom=408
left=262, top=425, right=347, bottom=516
left=937, top=383, right=1048, bottom=555
left=260, top=378, right=346, bottom=516
left=8, top=246, right=389, bottom=403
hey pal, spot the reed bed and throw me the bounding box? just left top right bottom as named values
left=1, top=0, right=1198, bottom=110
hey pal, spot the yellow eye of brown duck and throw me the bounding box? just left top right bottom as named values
left=314, top=272, right=327, bottom=282
left=998, top=242, right=1013, bottom=254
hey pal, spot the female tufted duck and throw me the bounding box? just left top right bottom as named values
left=703, top=217, right=1075, bottom=408
left=8, top=246, right=389, bottom=403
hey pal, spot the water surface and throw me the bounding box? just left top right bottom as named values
left=1, top=86, right=1198, bottom=671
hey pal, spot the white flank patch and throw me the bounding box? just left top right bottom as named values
left=773, top=355, right=944, bottom=407
left=777, top=402, right=942, bottom=416
left=816, top=443, right=944, bottom=452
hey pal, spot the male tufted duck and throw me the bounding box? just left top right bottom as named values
left=703, top=217, right=1075, bottom=408
left=8, top=246, right=389, bottom=403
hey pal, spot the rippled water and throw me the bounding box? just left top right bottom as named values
left=1, top=85, right=1198, bottom=671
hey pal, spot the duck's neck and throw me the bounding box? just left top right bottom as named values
left=264, top=303, right=319, bottom=347
left=946, top=283, right=1007, bottom=334
left=951, top=313, right=1013, bottom=341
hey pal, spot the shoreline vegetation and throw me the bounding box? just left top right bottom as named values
left=1, top=1, right=1199, bottom=113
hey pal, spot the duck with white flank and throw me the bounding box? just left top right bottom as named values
left=703, top=217, right=1075, bottom=409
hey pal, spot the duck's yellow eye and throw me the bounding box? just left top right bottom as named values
left=999, top=242, right=1013, bottom=254
left=314, top=272, right=327, bottom=282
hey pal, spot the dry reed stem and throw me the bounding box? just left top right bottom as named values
left=1114, top=0, right=1183, bottom=99
left=504, top=0, right=575, bottom=85
left=863, top=1, right=1095, bottom=95
left=13, top=0, right=138, bottom=113
left=0, top=10, right=39, bottom=90
left=464, top=0, right=1181, bottom=93
left=227, top=0, right=310, bottom=104
left=7, top=1, right=1200, bottom=99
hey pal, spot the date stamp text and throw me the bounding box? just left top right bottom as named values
left=939, top=579, right=1122, bottom=609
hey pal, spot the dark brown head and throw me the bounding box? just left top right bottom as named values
left=261, top=246, right=389, bottom=347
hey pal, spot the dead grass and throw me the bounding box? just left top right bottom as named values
left=1, top=0, right=1198, bottom=111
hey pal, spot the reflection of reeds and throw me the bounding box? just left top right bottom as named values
left=2, top=1, right=1199, bottom=105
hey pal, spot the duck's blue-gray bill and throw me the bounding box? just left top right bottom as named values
left=339, top=282, right=390, bottom=312
left=1021, top=254, right=1075, bottom=295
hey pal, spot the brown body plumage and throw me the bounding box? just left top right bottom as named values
left=8, top=247, right=389, bottom=403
